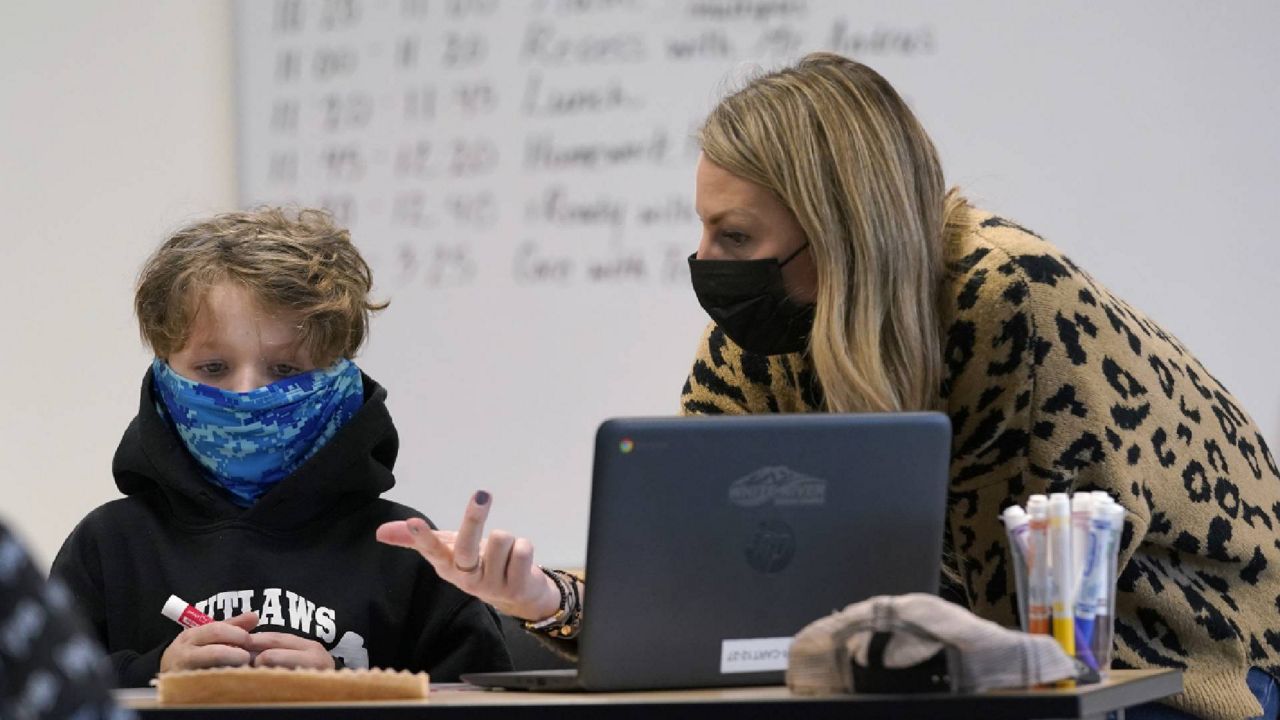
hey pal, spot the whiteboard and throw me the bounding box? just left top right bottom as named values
left=234, top=0, right=1280, bottom=565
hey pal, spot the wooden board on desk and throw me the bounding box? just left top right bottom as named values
left=117, top=668, right=1181, bottom=719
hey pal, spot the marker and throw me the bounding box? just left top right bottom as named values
left=1048, top=493, right=1075, bottom=687
left=161, top=595, right=213, bottom=629
left=1070, top=494, right=1094, bottom=597
left=1091, top=495, right=1118, bottom=624
left=1000, top=505, right=1031, bottom=631
left=1091, top=503, right=1127, bottom=678
left=1026, top=495, right=1050, bottom=636
left=1072, top=508, right=1111, bottom=671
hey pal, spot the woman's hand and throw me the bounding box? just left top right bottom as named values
left=250, top=632, right=336, bottom=670
left=376, top=491, right=562, bottom=621
left=159, top=612, right=257, bottom=672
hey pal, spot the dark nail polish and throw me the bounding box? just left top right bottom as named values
left=474, top=490, right=491, bottom=506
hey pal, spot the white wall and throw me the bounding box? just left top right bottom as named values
left=230, top=2, right=1280, bottom=567
left=1, top=1, right=1277, bottom=570
left=0, top=0, right=236, bottom=566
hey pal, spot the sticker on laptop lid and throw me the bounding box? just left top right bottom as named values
left=728, top=467, right=827, bottom=508
left=720, top=637, right=793, bottom=674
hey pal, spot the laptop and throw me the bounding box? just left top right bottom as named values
left=462, top=412, right=952, bottom=691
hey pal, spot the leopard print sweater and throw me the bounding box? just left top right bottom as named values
left=679, top=210, right=1280, bottom=719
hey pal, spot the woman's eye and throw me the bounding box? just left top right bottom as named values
left=720, top=231, right=750, bottom=246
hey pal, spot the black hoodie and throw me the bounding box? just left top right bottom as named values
left=51, top=369, right=512, bottom=687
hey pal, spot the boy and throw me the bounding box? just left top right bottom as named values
left=51, top=208, right=511, bottom=686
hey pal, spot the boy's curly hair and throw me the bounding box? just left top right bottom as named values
left=135, top=207, right=387, bottom=365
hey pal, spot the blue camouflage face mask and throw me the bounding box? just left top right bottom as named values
left=151, top=358, right=365, bottom=506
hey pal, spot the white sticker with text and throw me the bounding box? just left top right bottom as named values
left=720, top=637, right=793, bottom=674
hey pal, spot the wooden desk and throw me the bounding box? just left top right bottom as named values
left=116, top=668, right=1181, bottom=720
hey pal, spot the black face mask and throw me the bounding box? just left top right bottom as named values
left=687, top=243, right=815, bottom=356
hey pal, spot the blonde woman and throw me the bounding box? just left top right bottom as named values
left=378, top=53, right=1280, bottom=719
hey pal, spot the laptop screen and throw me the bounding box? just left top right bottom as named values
left=576, top=412, right=952, bottom=691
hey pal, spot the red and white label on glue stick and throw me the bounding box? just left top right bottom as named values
left=161, top=595, right=213, bottom=629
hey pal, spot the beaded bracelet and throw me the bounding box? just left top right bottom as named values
left=523, top=567, right=584, bottom=638
left=524, top=567, right=569, bottom=632
left=555, top=570, right=583, bottom=639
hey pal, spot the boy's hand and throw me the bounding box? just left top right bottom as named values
left=160, top=612, right=257, bottom=672
left=250, top=633, right=336, bottom=670
left=376, top=491, right=562, bottom=622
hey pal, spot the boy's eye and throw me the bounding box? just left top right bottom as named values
left=195, top=362, right=226, bottom=376
left=271, top=364, right=303, bottom=378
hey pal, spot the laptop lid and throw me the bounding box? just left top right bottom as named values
left=575, top=412, right=951, bottom=691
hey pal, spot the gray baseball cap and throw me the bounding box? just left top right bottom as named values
left=788, top=593, right=1083, bottom=694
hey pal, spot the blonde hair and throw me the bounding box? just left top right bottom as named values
left=700, top=52, right=972, bottom=412
left=135, top=207, right=387, bottom=366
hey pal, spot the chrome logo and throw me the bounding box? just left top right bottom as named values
left=619, top=438, right=634, bottom=454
